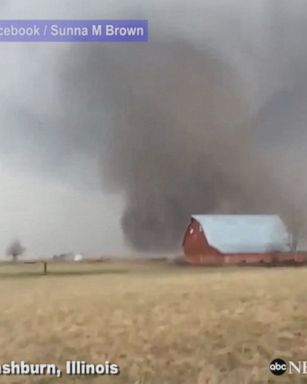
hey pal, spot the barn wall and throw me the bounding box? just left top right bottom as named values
left=293, top=253, right=307, bottom=263
left=223, top=252, right=307, bottom=265
left=183, top=219, right=223, bottom=264
left=185, top=253, right=272, bottom=266
left=223, top=253, right=274, bottom=265
left=183, top=219, right=211, bottom=254
left=185, top=252, right=307, bottom=265
left=185, top=253, right=224, bottom=265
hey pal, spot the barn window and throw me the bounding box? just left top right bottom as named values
left=190, top=228, right=194, bottom=234
left=199, top=225, right=202, bottom=232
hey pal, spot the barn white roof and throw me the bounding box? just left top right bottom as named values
left=192, top=214, right=291, bottom=253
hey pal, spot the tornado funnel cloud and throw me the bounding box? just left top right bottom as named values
left=60, top=42, right=298, bottom=251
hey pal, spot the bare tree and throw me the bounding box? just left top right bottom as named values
left=6, top=240, right=25, bottom=262
left=288, top=207, right=305, bottom=252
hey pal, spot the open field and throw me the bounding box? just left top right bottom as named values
left=0, top=261, right=306, bottom=383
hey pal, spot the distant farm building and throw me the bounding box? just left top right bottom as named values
left=182, top=215, right=307, bottom=265
left=53, top=252, right=84, bottom=262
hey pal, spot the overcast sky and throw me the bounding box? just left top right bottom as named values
left=0, top=1, right=128, bottom=257
left=1, top=1, right=307, bottom=257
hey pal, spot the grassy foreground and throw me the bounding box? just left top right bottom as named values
left=0, top=261, right=306, bottom=383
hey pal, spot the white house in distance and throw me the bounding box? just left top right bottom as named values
left=53, top=252, right=84, bottom=262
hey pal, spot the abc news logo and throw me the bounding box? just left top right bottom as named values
left=270, top=359, right=307, bottom=376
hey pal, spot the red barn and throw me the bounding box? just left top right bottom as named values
left=182, top=214, right=307, bottom=266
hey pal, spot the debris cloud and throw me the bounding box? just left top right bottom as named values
left=58, top=37, right=302, bottom=251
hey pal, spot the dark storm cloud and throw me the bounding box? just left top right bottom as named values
left=54, top=36, right=303, bottom=251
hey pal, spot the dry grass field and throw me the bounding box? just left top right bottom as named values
left=0, top=261, right=306, bottom=383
